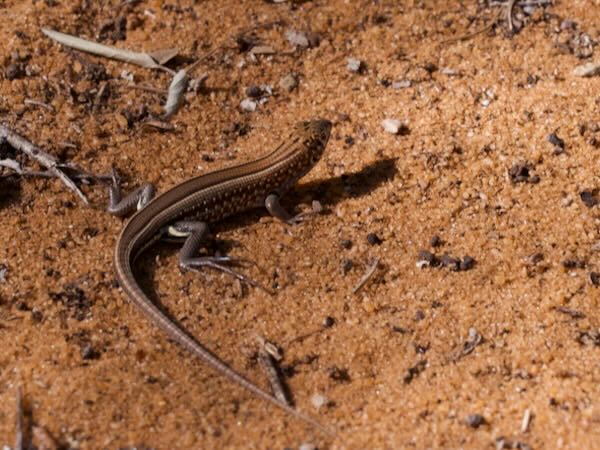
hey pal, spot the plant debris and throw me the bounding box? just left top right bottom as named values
left=42, top=28, right=177, bottom=72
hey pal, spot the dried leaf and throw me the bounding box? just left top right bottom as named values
left=573, top=60, right=600, bottom=77
left=148, top=48, right=179, bottom=65
left=163, top=69, right=189, bottom=119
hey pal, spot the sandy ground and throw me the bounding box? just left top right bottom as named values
left=1, top=0, right=600, bottom=449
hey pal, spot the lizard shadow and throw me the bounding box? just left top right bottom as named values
left=216, top=156, right=399, bottom=231
left=297, top=157, right=398, bottom=208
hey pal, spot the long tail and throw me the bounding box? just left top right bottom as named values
left=115, top=253, right=335, bottom=436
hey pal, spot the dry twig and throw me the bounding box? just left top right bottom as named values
left=15, top=386, right=23, bottom=450
left=0, top=125, right=107, bottom=203
left=42, top=28, right=176, bottom=73
left=352, top=258, right=380, bottom=294
left=506, top=0, right=518, bottom=32
left=439, top=9, right=503, bottom=45
left=258, top=351, right=291, bottom=405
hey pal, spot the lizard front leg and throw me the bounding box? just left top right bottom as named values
left=107, top=168, right=155, bottom=217
left=265, top=193, right=321, bottom=225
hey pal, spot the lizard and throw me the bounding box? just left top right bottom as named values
left=107, top=119, right=333, bottom=433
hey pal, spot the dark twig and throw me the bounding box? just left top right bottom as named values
left=15, top=386, right=23, bottom=450
left=439, top=9, right=503, bottom=45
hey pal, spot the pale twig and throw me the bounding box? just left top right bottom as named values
left=521, top=408, right=532, bottom=433
left=24, top=99, right=55, bottom=112
left=41, top=28, right=176, bottom=74
left=489, top=0, right=553, bottom=7
left=0, top=158, right=23, bottom=173
left=506, top=0, right=518, bottom=32
left=352, top=258, right=380, bottom=294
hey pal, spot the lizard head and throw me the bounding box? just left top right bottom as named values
left=295, top=119, right=332, bottom=166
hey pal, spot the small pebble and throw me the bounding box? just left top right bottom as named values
left=465, top=413, right=486, bottom=428
left=415, top=310, right=425, bottom=321
left=120, top=70, right=134, bottom=82
left=460, top=256, right=476, bottom=271
left=580, top=190, right=598, bottom=208
left=423, top=62, right=437, bottom=73
left=31, top=308, right=43, bottom=323
left=382, top=118, right=402, bottom=134
left=285, top=29, right=320, bottom=49
left=590, top=272, right=600, bottom=286
left=340, top=239, right=353, bottom=250
left=329, top=366, right=351, bottom=382
left=367, top=233, right=382, bottom=245
left=440, top=67, right=459, bottom=76
left=416, top=250, right=438, bottom=268
left=341, top=259, right=353, bottom=274
left=299, top=444, right=317, bottom=450
left=286, top=29, right=310, bottom=47
left=323, top=316, right=335, bottom=328
left=245, top=85, right=264, bottom=98
left=16, top=301, right=29, bottom=311
left=240, top=98, right=257, bottom=112
left=430, top=235, right=442, bottom=247
left=5, top=63, right=24, bottom=80
left=392, top=79, right=411, bottom=89
left=347, top=57, right=364, bottom=73
left=440, top=254, right=460, bottom=271
left=560, top=19, right=577, bottom=30
left=279, top=73, right=298, bottom=92
left=81, top=343, right=100, bottom=360
left=548, top=132, right=565, bottom=154
left=563, top=259, right=585, bottom=269
left=311, top=393, right=328, bottom=409
left=509, top=163, right=539, bottom=184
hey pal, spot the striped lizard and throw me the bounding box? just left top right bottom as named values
left=108, top=119, right=333, bottom=433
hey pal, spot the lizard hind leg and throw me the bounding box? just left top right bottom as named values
left=173, top=221, right=273, bottom=294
